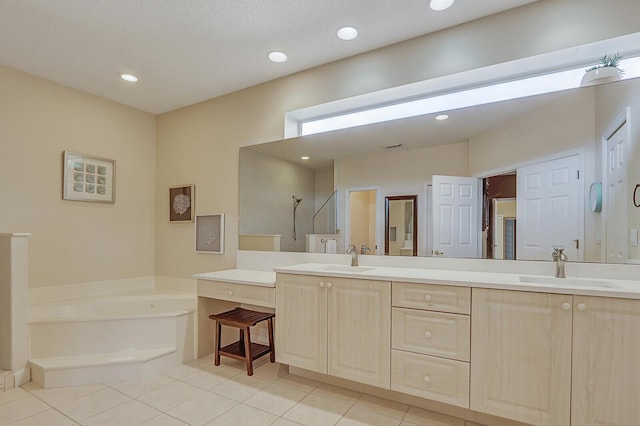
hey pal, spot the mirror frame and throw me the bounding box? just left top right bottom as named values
left=385, top=195, right=418, bottom=256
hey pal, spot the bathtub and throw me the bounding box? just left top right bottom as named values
left=29, top=290, right=196, bottom=323
left=28, top=289, right=197, bottom=388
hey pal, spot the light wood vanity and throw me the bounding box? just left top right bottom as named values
left=274, top=263, right=640, bottom=426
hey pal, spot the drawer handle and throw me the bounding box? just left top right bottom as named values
left=577, top=303, right=587, bottom=312
left=561, top=302, right=571, bottom=311
left=424, top=330, right=432, bottom=338
left=424, top=294, right=433, bottom=302
left=423, top=375, right=431, bottom=384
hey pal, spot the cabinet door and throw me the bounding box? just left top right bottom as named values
left=275, top=274, right=327, bottom=373
left=470, top=289, right=572, bottom=426
left=327, top=277, right=391, bottom=388
left=572, top=296, right=640, bottom=426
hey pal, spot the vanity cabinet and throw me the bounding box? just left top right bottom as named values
left=275, top=273, right=391, bottom=388
left=571, top=295, right=640, bottom=426
left=391, top=282, right=471, bottom=408
left=470, top=289, right=572, bottom=426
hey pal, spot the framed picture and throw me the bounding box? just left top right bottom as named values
left=195, top=214, right=224, bottom=254
left=62, top=151, right=115, bottom=203
left=169, top=185, right=194, bottom=222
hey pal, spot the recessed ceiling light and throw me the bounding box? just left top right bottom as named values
left=435, top=114, right=449, bottom=121
left=301, top=156, right=310, bottom=160
left=120, top=73, right=138, bottom=82
left=268, top=51, right=288, bottom=63
left=430, top=0, right=455, bottom=11
left=337, top=26, right=358, bottom=41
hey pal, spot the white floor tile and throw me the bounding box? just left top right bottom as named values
left=244, top=381, right=308, bottom=416
left=82, top=399, right=161, bottom=426
left=166, top=392, right=237, bottom=426
left=352, top=394, right=408, bottom=420
left=209, top=373, right=269, bottom=402
left=107, top=375, right=175, bottom=398
left=311, top=383, right=362, bottom=405
left=283, top=393, right=353, bottom=426
left=336, top=405, right=402, bottom=426
left=0, top=387, right=30, bottom=406
left=8, top=408, right=77, bottom=426
left=56, top=388, right=130, bottom=422
left=21, top=382, right=105, bottom=407
left=0, top=395, right=50, bottom=425
left=137, top=380, right=204, bottom=411
left=204, top=404, right=277, bottom=426
left=139, top=413, right=189, bottom=425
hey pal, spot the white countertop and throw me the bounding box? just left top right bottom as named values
left=274, top=263, right=640, bottom=299
left=194, top=269, right=276, bottom=288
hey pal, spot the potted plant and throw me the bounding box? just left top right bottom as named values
left=581, top=53, right=624, bottom=86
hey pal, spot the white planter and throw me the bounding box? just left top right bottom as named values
left=581, top=67, right=621, bottom=87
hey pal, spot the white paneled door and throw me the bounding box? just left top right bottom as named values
left=432, top=175, right=479, bottom=258
left=516, top=155, right=581, bottom=261
left=605, top=120, right=628, bottom=263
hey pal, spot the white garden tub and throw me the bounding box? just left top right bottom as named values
left=28, top=289, right=197, bottom=388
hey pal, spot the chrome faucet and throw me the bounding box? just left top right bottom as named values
left=346, top=244, right=358, bottom=267
left=552, top=247, right=567, bottom=278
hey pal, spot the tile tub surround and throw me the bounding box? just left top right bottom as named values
left=2, top=357, right=491, bottom=426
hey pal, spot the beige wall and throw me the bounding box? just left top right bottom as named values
left=0, top=65, right=156, bottom=288
left=239, top=149, right=315, bottom=252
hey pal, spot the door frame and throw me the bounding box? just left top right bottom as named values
left=344, top=186, right=382, bottom=255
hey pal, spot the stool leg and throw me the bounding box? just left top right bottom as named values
left=214, top=321, right=221, bottom=366
left=239, top=329, right=245, bottom=355
left=267, top=318, right=275, bottom=363
left=244, top=326, right=253, bottom=376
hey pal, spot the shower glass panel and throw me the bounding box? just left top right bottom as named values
left=313, top=190, right=338, bottom=234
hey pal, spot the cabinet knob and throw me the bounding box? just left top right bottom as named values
left=228, top=290, right=233, bottom=296
left=424, top=294, right=433, bottom=302
left=577, top=303, right=587, bottom=312
left=326, top=282, right=333, bottom=288
left=319, top=282, right=325, bottom=288
left=424, top=331, right=432, bottom=338
left=423, top=375, right=431, bottom=384
left=561, top=302, right=571, bottom=311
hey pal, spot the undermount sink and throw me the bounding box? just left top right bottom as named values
left=323, top=266, right=375, bottom=273
left=519, top=275, right=617, bottom=288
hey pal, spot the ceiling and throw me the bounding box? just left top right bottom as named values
left=0, top=0, right=537, bottom=114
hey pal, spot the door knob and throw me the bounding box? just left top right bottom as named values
left=433, top=250, right=445, bottom=256
left=319, top=282, right=325, bottom=288
left=326, top=282, right=333, bottom=288
left=561, top=302, right=571, bottom=311
left=577, top=303, right=587, bottom=312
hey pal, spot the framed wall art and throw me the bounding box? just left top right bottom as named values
left=169, top=185, right=194, bottom=222
left=62, top=151, right=115, bottom=203
left=195, top=214, right=224, bottom=254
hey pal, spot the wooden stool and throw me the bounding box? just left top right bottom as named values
left=209, top=307, right=275, bottom=376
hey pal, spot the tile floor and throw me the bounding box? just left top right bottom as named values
left=0, top=356, right=484, bottom=425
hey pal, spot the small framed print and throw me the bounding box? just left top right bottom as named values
left=169, top=185, right=194, bottom=222
left=195, top=214, right=224, bottom=254
left=63, top=151, right=115, bottom=203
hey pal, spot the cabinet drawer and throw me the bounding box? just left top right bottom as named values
left=197, top=280, right=275, bottom=308
left=392, top=282, right=470, bottom=314
left=392, top=308, right=470, bottom=362
left=391, top=350, right=469, bottom=408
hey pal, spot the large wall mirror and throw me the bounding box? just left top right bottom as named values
left=239, top=48, right=640, bottom=265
